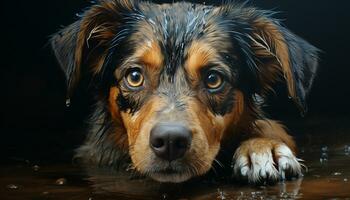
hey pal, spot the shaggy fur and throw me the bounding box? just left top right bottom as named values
left=51, top=0, right=318, bottom=183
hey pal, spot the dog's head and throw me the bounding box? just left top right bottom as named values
left=51, top=0, right=318, bottom=183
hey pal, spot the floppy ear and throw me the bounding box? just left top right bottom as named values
left=50, top=0, right=137, bottom=97
left=225, top=6, right=319, bottom=113
left=248, top=15, right=319, bottom=112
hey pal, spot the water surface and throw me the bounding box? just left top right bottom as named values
left=1, top=117, right=350, bottom=199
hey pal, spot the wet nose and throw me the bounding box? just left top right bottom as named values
left=150, top=122, right=192, bottom=161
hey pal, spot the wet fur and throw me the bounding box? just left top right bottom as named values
left=51, top=0, right=319, bottom=183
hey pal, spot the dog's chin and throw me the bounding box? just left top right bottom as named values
left=142, top=162, right=197, bottom=183
left=149, top=170, right=192, bottom=183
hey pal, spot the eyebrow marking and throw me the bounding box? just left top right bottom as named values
left=185, top=40, right=233, bottom=82
left=186, top=40, right=216, bottom=73
left=136, top=40, right=163, bottom=68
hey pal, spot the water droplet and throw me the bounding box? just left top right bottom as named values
left=280, top=192, right=289, bottom=198
left=32, top=165, right=40, bottom=171
left=251, top=191, right=256, bottom=198
left=148, top=18, right=156, bottom=25
left=55, top=178, right=67, bottom=186
left=333, top=172, right=342, bottom=176
left=42, top=191, right=49, bottom=195
left=344, top=178, right=348, bottom=182
left=237, top=191, right=245, bottom=198
left=161, top=193, right=168, bottom=200
left=320, top=153, right=328, bottom=164
left=6, top=184, right=19, bottom=190
left=321, top=146, right=328, bottom=152
left=320, top=145, right=329, bottom=164
left=217, top=189, right=226, bottom=200
left=65, top=98, right=71, bottom=107
left=345, top=145, right=350, bottom=155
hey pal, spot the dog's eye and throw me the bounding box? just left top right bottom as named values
left=125, top=68, right=144, bottom=88
left=205, top=72, right=224, bottom=91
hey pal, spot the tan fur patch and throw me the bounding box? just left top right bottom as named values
left=109, top=87, right=121, bottom=120
left=186, top=96, right=234, bottom=146
left=187, top=99, right=220, bottom=145
left=121, top=96, right=166, bottom=172
left=120, top=96, right=164, bottom=147
left=139, top=41, right=163, bottom=68
left=108, top=86, right=128, bottom=150
left=253, top=119, right=296, bottom=153
left=186, top=40, right=217, bottom=81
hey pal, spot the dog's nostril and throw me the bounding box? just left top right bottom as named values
left=174, top=138, right=188, bottom=149
left=150, top=122, right=192, bottom=161
left=152, top=138, right=165, bottom=149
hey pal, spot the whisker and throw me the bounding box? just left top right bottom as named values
left=213, top=158, right=224, bottom=169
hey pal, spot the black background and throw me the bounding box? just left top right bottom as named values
left=1, top=0, right=350, bottom=162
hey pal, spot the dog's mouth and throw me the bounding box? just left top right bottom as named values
left=157, top=167, right=179, bottom=175
left=145, top=162, right=194, bottom=183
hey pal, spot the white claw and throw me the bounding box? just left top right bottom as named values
left=241, top=166, right=249, bottom=176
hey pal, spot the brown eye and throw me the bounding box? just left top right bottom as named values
left=126, top=68, right=144, bottom=88
left=205, top=72, right=223, bottom=90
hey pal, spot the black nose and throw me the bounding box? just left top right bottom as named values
left=150, top=122, right=192, bottom=161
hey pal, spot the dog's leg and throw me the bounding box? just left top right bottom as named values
left=233, top=120, right=303, bottom=183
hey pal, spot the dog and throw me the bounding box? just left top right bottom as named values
left=51, top=0, right=319, bottom=183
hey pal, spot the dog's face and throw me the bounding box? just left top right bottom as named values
left=51, top=0, right=318, bottom=183
left=110, top=5, right=244, bottom=182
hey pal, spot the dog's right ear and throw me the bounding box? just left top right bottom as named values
left=51, top=0, right=137, bottom=97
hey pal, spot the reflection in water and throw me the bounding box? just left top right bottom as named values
left=86, top=171, right=306, bottom=199
left=320, top=145, right=329, bottom=164
left=345, top=145, right=350, bottom=156
left=55, top=178, right=67, bottom=186
left=82, top=155, right=349, bottom=200
left=1, top=117, right=350, bottom=199
left=278, top=178, right=303, bottom=199
left=6, top=184, right=20, bottom=190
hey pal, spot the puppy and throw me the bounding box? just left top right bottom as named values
left=51, top=0, right=318, bottom=183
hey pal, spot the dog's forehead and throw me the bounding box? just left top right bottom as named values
left=141, top=2, right=212, bottom=27
left=139, top=2, right=212, bottom=47
left=133, top=2, right=232, bottom=76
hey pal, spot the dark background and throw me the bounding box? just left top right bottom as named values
left=1, top=0, right=350, bottom=163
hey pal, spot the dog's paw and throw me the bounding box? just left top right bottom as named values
left=233, top=138, right=303, bottom=183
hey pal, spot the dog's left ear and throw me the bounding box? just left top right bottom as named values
left=225, top=7, right=319, bottom=113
